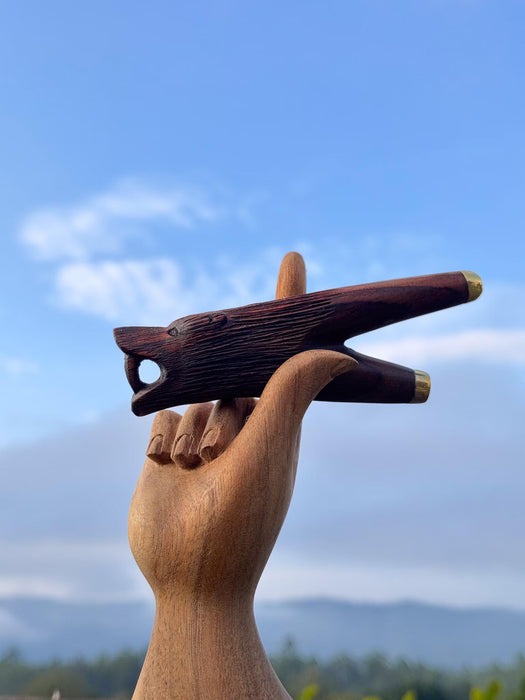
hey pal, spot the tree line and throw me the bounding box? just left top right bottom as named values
left=3, top=640, right=525, bottom=700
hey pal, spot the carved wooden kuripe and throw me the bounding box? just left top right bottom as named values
left=121, top=253, right=482, bottom=699
left=114, top=267, right=482, bottom=415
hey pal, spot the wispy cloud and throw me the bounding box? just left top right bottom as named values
left=19, top=179, right=225, bottom=261
left=54, top=254, right=281, bottom=324
left=17, top=178, right=279, bottom=324
left=55, top=258, right=189, bottom=322
left=359, top=329, right=525, bottom=366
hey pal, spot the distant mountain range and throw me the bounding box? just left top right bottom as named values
left=2, top=597, right=525, bottom=668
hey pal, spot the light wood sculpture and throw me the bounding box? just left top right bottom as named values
left=129, top=253, right=353, bottom=699
left=126, top=252, right=482, bottom=699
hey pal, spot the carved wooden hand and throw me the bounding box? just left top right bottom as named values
left=126, top=252, right=482, bottom=698
left=128, top=253, right=354, bottom=699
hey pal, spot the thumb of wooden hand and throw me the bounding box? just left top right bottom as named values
left=223, top=349, right=357, bottom=483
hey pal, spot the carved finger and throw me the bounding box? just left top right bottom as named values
left=146, top=410, right=182, bottom=464
left=275, top=251, right=306, bottom=299
left=228, top=350, right=357, bottom=477
left=275, top=252, right=307, bottom=451
left=199, top=397, right=256, bottom=463
left=171, top=402, right=214, bottom=469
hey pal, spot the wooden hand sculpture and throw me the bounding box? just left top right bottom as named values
left=128, top=253, right=354, bottom=699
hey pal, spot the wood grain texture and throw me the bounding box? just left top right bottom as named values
left=129, top=253, right=353, bottom=699
left=114, top=270, right=480, bottom=416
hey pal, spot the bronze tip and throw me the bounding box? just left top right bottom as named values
left=461, top=271, right=483, bottom=302
left=411, top=370, right=431, bottom=403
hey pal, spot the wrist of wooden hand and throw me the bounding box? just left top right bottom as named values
left=132, top=594, right=291, bottom=700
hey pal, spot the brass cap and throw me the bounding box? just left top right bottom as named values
left=462, top=271, right=483, bottom=301
left=411, top=370, right=431, bottom=403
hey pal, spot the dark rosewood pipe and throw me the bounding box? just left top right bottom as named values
left=114, top=271, right=482, bottom=416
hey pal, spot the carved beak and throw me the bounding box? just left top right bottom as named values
left=113, top=326, right=171, bottom=415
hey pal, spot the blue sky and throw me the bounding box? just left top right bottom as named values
left=1, top=0, right=524, bottom=615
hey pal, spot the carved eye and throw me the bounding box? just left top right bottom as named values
left=168, top=325, right=179, bottom=338
left=209, top=313, right=227, bottom=327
